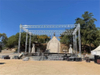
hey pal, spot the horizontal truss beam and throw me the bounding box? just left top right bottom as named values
left=22, top=24, right=77, bottom=28
left=20, top=24, right=78, bottom=35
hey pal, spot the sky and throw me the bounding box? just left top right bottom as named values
left=0, top=0, right=100, bottom=37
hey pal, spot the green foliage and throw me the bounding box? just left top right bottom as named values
left=0, top=33, right=8, bottom=50
left=6, top=32, right=50, bottom=48
left=60, top=11, right=99, bottom=53
left=94, top=28, right=100, bottom=46
left=7, top=32, right=26, bottom=48
left=7, top=35, right=17, bottom=48
left=75, top=11, right=99, bottom=52
left=37, top=35, right=50, bottom=43
left=0, top=33, right=8, bottom=45
left=60, top=35, right=73, bottom=45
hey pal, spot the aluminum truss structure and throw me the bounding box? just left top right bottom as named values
left=18, top=24, right=81, bottom=56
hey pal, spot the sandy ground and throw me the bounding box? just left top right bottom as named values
left=0, top=59, right=100, bottom=75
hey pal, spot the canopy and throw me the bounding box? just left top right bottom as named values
left=91, top=45, right=100, bottom=56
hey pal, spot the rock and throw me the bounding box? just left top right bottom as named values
left=23, top=57, right=29, bottom=61
left=12, top=56, right=19, bottom=59
left=2, top=55, right=10, bottom=59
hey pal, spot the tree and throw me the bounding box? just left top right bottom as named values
left=75, top=11, right=98, bottom=53
left=0, top=33, right=8, bottom=45
left=7, top=32, right=27, bottom=48
left=37, top=35, right=50, bottom=43
left=0, top=33, right=8, bottom=51
left=7, top=35, right=17, bottom=48
left=94, top=28, right=100, bottom=46
left=7, top=32, right=50, bottom=52
left=60, top=34, right=73, bottom=45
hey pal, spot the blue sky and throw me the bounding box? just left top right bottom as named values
left=0, top=0, right=100, bottom=37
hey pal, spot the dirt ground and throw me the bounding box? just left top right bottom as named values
left=0, top=59, right=100, bottom=75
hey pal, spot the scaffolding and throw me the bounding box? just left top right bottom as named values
left=18, top=24, right=81, bottom=56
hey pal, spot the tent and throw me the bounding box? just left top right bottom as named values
left=46, top=36, right=60, bottom=53
left=91, top=45, right=100, bottom=56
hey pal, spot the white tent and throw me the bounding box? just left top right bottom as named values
left=46, top=36, right=60, bottom=53
left=91, top=45, right=100, bottom=56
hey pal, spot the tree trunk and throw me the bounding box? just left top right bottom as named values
left=89, top=43, right=91, bottom=53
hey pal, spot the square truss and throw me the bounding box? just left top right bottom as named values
left=18, top=24, right=81, bottom=56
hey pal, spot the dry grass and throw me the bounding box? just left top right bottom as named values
left=0, top=59, right=100, bottom=75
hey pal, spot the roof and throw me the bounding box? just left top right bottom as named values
left=91, top=45, right=100, bottom=52
left=91, top=45, right=100, bottom=56
left=47, top=36, right=60, bottom=44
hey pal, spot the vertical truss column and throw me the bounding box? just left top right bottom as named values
left=57, top=44, right=59, bottom=55
left=78, top=23, right=81, bottom=56
left=74, top=35, right=76, bottom=53
left=25, top=32, right=28, bottom=53
left=73, top=35, right=75, bottom=52
left=29, top=34, right=31, bottom=53
left=75, top=33, right=77, bottom=54
left=18, top=24, right=22, bottom=54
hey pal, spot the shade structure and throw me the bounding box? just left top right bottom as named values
left=31, top=44, right=35, bottom=53
left=91, top=45, right=100, bottom=56
left=46, top=36, right=60, bottom=53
